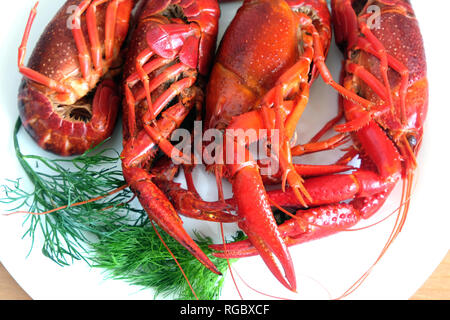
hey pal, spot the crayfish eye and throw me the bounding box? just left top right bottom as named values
left=350, top=49, right=360, bottom=60
left=407, top=134, right=418, bottom=149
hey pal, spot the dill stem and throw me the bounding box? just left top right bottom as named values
left=5, top=184, right=129, bottom=216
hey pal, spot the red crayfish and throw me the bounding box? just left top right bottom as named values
left=119, top=0, right=234, bottom=275
left=210, top=0, right=427, bottom=295
left=18, top=0, right=135, bottom=156
left=206, top=0, right=349, bottom=291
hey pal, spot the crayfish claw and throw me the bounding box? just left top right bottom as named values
left=124, top=166, right=221, bottom=275
left=232, top=165, right=297, bottom=291
left=244, top=228, right=297, bottom=292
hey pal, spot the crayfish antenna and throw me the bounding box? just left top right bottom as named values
left=337, top=171, right=415, bottom=299
left=150, top=220, right=199, bottom=300
left=214, top=164, right=226, bottom=203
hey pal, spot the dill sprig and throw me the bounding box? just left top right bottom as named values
left=0, top=119, right=143, bottom=266
left=1, top=119, right=240, bottom=299
left=91, top=226, right=242, bottom=300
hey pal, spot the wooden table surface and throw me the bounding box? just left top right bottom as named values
left=1, top=251, right=449, bottom=300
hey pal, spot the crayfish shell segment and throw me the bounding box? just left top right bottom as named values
left=18, top=79, right=120, bottom=156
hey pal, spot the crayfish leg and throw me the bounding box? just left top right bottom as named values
left=18, top=2, right=70, bottom=94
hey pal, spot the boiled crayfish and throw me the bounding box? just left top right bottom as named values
left=18, top=0, right=135, bottom=156
left=210, top=0, right=427, bottom=296
left=205, top=0, right=358, bottom=291
left=17, top=0, right=233, bottom=275
left=119, top=0, right=240, bottom=275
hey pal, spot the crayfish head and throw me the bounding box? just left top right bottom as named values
left=393, top=128, right=423, bottom=178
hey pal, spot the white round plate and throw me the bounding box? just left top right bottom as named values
left=0, top=0, right=448, bottom=300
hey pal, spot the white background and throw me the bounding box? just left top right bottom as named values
left=0, top=0, right=448, bottom=300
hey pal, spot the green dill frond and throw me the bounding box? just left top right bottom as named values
left=1, top=119, right=243, bottom=299
left=1, top=119, right=144, bottom=266
left=91, top=225, right=237, bottom=300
